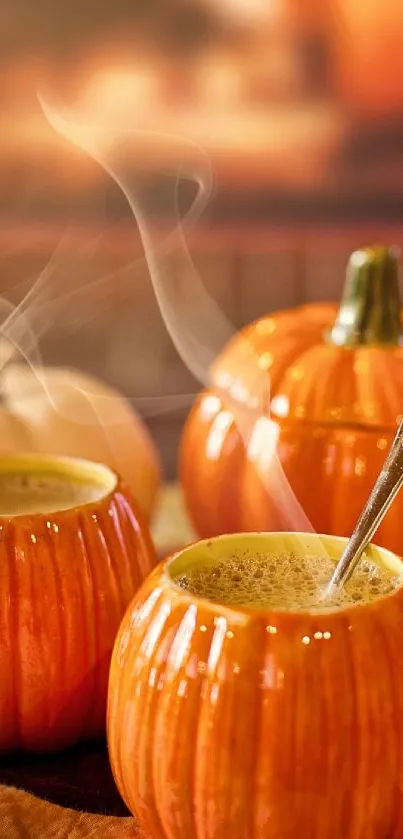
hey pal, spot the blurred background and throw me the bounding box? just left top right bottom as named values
left=2, top=0, right=403, bottom=478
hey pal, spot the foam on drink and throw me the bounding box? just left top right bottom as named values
left=0, top=470, right=110, bottom=516
left=173, top=551, right=402, bottom=611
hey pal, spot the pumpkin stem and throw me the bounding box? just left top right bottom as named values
left=328, top=245, right=402, bottom=347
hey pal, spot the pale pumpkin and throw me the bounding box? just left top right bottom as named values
left=0, top=454, right=157, bottom=753
left=0, top=361, right=161, bottom=520
left=107, top=532, right=403, bottom=839
left=180, top=246, right=403, bottom=554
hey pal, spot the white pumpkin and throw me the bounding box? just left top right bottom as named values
left=0, top=362, right=161, bottom=520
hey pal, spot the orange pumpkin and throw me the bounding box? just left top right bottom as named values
left=107, top=531, right=403, bottom=838
left=0, top=453, right=157, bottom=753
left=180, top=246, right=403, bottom=554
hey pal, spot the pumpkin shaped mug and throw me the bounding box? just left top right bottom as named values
left=108, top=531, right=403, bottom=839
left=0, top=453, right=156, bottom=753
left=180, top=246, right=403, bottom=554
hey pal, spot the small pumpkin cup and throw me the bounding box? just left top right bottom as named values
left=108, top=532, right=403, bottom=839
left=0, top=453, right=157, bottom=753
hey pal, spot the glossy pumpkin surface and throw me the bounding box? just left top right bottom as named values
left=0, top=454, right=157, bottom=753
left=108, top=531, right=403, bottom=839
left=180, top=247, right=403, bottom=553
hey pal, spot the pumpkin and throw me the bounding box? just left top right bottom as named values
left=0, top=453, right=157, bottom=753
left=107, top=531, right=403, bottom=838
left=180, top=246, right=403, bottom=554
left=0, top=359, right=161, bottom=521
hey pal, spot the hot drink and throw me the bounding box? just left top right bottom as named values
left=109, top=531, right=403, bottom=838
left=0, top=469, right=109, bottom=515
left=0, top=453, right=155, bottom=753
left=173, top=550, right=401, bottom=611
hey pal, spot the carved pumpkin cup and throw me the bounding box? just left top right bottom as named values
left=0, top=453, right=156, bottom=753
left=180, top=246, right=403, bottom=554
left=107, top=531, right=403, bottom=839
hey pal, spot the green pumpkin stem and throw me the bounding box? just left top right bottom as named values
left=328, top=246, right=402, bottom=347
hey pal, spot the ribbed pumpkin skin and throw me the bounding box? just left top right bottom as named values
left=0, top=474, right=156, bottom=753
left=180, top=303, right=403, bottom=552
left=107, top=537, right=403, bottom=839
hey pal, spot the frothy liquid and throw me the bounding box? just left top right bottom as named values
left=0, top=471, right=108, bottom=516
left=173, top=551, right=402, bottom=611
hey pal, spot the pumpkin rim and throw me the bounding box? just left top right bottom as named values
left=0, top=452, right=118, bottom=520
left=162, top=531, right=403, bottom=621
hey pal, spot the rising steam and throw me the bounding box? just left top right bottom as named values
left=2, top=89, right=313, bottom=532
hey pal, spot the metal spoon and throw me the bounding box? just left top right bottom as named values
left=327, top=416, right=403, bottom=594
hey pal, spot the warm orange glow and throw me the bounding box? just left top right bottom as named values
left=197, top=56, right=243, bottom=107
left=203, top=0, right=284, bottom=26
left=82, top=69, right=160, bottom=116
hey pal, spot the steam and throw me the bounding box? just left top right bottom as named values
left=2, top=91, right=314, bottom=532
left=38, top=98, right=234, bottom=381
left=0, top=228, right=198, bottom=419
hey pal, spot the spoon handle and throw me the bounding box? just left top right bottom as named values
left=329, top=417, right=403, bottom=590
